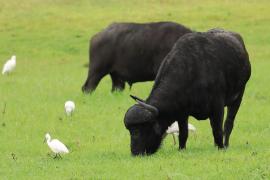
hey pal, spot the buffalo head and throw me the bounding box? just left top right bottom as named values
left=124, top=95, right=165, bottom=156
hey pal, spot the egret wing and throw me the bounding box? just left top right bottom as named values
left=50, top=139, right=69, bottom=153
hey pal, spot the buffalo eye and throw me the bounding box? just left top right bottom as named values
left=130, top=128, right=140, bottom=138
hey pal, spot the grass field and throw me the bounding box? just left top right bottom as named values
left=0, top=0, right=270, bottom=179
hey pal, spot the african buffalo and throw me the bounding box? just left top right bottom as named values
left=82, top=22, right=192, bottom=93
left=124, top=29, right=251, bottom=155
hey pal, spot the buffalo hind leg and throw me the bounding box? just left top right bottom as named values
left=82, top=70, right=107, bottom=93
left=178, top=116, right=188, bottom=150
left=224, top=90, right=244, bottom=148
left=110, top=74, right=125, bottom=92
left=210, top=102, right=224, bottom=149
left=128, top=82, right=133, bottom=90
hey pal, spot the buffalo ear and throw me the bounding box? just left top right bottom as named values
left=130, top=95, right=159, bottom=116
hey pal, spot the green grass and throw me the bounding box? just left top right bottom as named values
left=0, top=0, right=270, bottom=179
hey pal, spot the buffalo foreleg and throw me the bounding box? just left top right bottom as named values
left=177, top=116, right=188, bottom=150
left=210, top=102, right=224, bottom=149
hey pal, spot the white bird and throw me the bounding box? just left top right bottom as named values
left=64, top=100, right=75, bottom=116
left=44, top=133, right=69, bottom=158
left=166, top=122, right=196, bottom=145
left=188, top=123, right=196, bottom=132
left=2, top=55, right=16, bottom=75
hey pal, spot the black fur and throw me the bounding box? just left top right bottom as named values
left=124, top=29, right=251, bottom=155
left=82, top=22, right=192, bottom=93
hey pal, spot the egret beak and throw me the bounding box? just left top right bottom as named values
left=43, top=138, right=46, bottom=143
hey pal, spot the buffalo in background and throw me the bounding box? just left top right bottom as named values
left=82, top=22, right=192, bottom=93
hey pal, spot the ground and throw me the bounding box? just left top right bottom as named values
left=0, top=0, right=269, bottom=179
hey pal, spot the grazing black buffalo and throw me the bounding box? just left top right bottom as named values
left=82, top=22, right=192, bottom=93
left=124, top=29, right=251, bottom=155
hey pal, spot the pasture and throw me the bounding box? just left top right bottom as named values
left=0, top=0, right=269, bottom=179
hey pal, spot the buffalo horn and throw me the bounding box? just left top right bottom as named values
left=130, top=95, right=159, bottom=116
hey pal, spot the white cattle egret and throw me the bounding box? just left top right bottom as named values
left=166, top=122, right=196, bottom=145
left=188, top=123, right=196, bottom=132
left=64, top=100, right=75, bottom=116
left=2, top=55, right=16, bottom=75
left=44, top=133, right=69, bottom=158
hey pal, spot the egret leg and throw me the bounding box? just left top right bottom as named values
left=53, top=154, right=58, bottom=159
left=2, top=102, right=6, bottom=114
left=71, top=112, right=73, bottom=117
left=192, top=131, right=197, bottom=141
left=172, top=134, right=176, bottom=145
